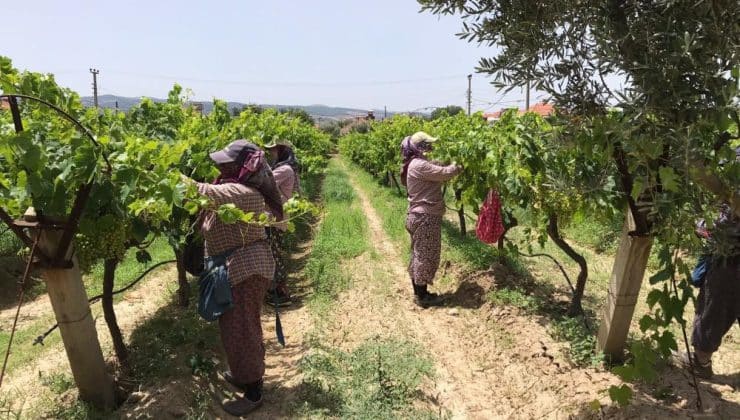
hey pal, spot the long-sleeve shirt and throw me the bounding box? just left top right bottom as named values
left=697, top=204, right=740, bottom=258
left=197, top=182, right=275, bottom=285
left=272, top=165, right=296, bottom=204
left=406, top=159, right=461, bottom=216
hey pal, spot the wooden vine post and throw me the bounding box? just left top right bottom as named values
left=597, top=210, right=654, bottom=360
left=37, top=228, right=116, bottom=409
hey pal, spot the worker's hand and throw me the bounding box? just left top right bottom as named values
left=180, top=173, right=194, bottom=185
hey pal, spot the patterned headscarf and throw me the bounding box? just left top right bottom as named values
left=400, top=136, right=427, bottom=186
left=271, top=145, right=302, bottom=195
left=215, top=142, right=284, bottom=221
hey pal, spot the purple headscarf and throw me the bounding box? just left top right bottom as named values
left=400, top=136, right=427, bottom=186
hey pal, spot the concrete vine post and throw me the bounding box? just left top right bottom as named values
left=37, top=229, right=116, bottom=410
left=597, top=210, right=654, bottom=360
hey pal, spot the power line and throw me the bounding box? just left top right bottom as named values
left=101, top=69, right=469, bottom=88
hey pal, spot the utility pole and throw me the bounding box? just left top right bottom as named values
left=457, top=73, right=473, bottom=237
left=525, top=80, right=531, bottom=111
left=89, top=68, right=100, bottom=108
left=384, top=105, right=387, bottom=120
left=466, top=74, right=472, bottom=115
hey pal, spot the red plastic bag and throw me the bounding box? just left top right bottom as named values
left=476, top=189, right=505, bottom=244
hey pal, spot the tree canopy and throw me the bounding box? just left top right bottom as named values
left=419, top=0, right=740, bottom=227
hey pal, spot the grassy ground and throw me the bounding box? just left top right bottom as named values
left=303, top=160, right=369, bottom=319
left=295, top=159, right=436, bottom=418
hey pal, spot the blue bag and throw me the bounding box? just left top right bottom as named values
left=198, top=250, right=236, bottom=322
left=691, top=254, right=710, bottom=287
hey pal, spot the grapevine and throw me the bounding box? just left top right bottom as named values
left=0, top=56, right=332, bottom=371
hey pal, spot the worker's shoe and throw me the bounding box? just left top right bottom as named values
left=414, top=292, right=445, bottom=309
left=222, top=396, right=263, bottom=416
left=671, top=351, right=713, bottom=379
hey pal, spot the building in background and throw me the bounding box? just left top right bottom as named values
left=483, top=102, right=554, bottom=123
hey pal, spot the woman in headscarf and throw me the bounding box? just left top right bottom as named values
left=183, top=139, right=283, bottom=416
left=264, top=138, right=301, bottom=307
left=402, top=132, right=462, bottom=308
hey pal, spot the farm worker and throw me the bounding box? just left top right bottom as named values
left=401, top=132, right=462, bottom=308
left=674, top=147, right=740, bottom=379
left=184, top=140, right=283, bottom=416
left=264, top=138, right=301, bottom=307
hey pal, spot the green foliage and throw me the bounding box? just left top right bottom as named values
left=0, top=228, right=21, bottom=255
left=608, top=384, right=633, bottom=408
left=299, top=337, right=435, bottom=418
left=563, top=211, right=623, bottom=254
left=187, top=353, right=215, bottom=376
left=430, top=105, right=464, bottom=120
left=39, top=372, right=75, bottom=395
left=488, top=287, right=541, bottom=311
left=0, top=55, right=331, bottom=270
left=340, top=111, right=619, bottom=246
left=339, top=113, right=425, bottom=179
left=551, top=317, right=604, bottom=368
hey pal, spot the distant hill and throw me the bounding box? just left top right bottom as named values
left=81, top=95, right=390, bottom=120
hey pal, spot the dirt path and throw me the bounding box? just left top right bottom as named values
left=252, top=240, right=315, bottom=420
left=336, top=169, right=617, bottom=419
left=0, top=255, right=49, bottom=331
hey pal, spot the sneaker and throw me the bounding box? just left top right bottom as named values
left=414, top=292, right=445, bottom=309
left=222, top=396, right=263, bottom=416
left=671, top=350, right=713, bottom=379
left=266, top=290, right=292, bottom=307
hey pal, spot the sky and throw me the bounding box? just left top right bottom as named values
left=1, top=0, right=544, bottom=112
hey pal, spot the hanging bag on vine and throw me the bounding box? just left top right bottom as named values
left=475, top=189, right=505, bottom=244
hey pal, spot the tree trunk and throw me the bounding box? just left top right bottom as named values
left=173, top=247, right=190, bottom=308
left=103, top=258, right=128, bottom=369
left=497, top=214, right=518, bottom=251
left=455, top=189, right=466, bottom=237
left=546, top=214, right=588, bottom=316
left=390, top=172, right=403, bottom=195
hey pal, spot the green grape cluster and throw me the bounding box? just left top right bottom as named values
left=74, top=222, right=129, bottom=272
